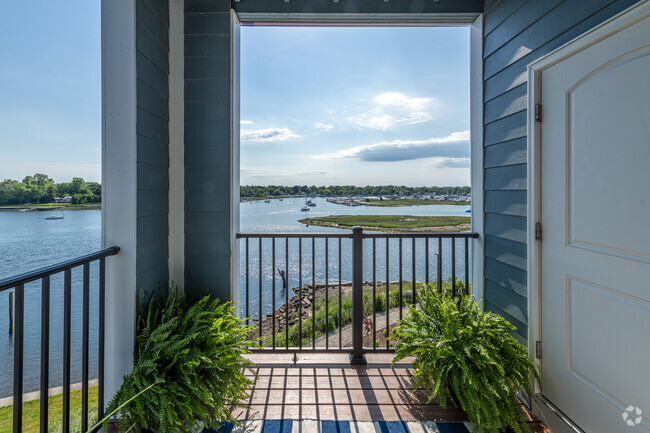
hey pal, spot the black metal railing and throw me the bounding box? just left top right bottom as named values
left=237, top=228, right=478, bottom=363
left=0, top=247, right=120, bottom=433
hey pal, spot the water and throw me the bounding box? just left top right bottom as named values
left=239, top=199, right=472, bottom=319
left=0, top=199, right=471, bottom=398
left=0, top=210, right=101, bottom=399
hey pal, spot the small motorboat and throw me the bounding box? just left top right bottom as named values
left=301, top=207, right=310, bottom=212
left=264, top=199, right=271, bottom=203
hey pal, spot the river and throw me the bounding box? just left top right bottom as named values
left=0, top=199, right=471, bottom=399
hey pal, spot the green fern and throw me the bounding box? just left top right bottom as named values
left=390, top=289, right=539, bottom=433
left=107, top=287, right=257, bottom=433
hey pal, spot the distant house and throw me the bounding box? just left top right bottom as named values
left=55, top=196, right=72, bottom=203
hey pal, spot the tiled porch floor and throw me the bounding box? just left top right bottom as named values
left=232, top=354, right=550, bottom=432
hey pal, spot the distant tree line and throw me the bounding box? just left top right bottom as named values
left=0, top=174, right=101, bottom=205
left=240, top=185, right=471, bottom=198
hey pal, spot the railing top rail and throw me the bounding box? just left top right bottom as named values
left=0, top=246, right=120, bottom=292
left=363, top=232, right=480, bottom=239
left=237, top=232, right=353, bottom=239
left=236, top=231, right=479, bottom=239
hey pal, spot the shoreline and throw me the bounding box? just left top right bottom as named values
left=299, top=219, right=472, bottom=233
left=0, top=204, right=101, bottom=212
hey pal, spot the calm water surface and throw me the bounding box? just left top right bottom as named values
left=0, top=200, right=471, bottom=398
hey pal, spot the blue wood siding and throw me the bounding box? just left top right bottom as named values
left=482, top=0, right=639, bottom=342
left=136, top=0, right=170, bottom=293
left=184, top=0, right=232, bottom=301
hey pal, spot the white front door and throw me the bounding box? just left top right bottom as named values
left=537, top=5, right=650, bottom=433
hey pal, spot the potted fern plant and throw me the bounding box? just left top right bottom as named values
left=104, top=287, right=256, bottom=433
left=391, top=289, right=539, bottom=433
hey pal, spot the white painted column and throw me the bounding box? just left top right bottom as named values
left=101, top=0, right=137, bottom=407
left=169, top=0, right=185, bottom=292
left=230, top=10, right=241, bottom=303
left=470, top=15, right=485, bottom=306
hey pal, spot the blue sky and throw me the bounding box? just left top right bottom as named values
left=241, top=26, right=470, bottom=187
left=0, top=1, right=102, bottom=183
left=0, top=2, right=470, bottom=187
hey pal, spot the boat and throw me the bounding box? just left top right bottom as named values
left=466, top=209, right=471, bottom=213
left=46, top=206, right=64, bottom=220
left=300, top=207, right=310, bottom=212
left=306, top=199, right=316, bottom=207
left=350, top=202, right=359, bottom=207
left=264, top=199, right=271, bottom=203
left=279, top=198, right=283, bottom=201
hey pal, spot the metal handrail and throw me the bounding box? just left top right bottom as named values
left=3, top=246, right=120, bottom=433
left=238, top=228, right=477, bottom=363
left=0, top=246, right=120, bottom=292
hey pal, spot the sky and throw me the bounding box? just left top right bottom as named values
left=0, top=2, right=470, bottom=187
left=0, top=1, right=102, bottom=183
left=241, top=26, right=471, bottom=187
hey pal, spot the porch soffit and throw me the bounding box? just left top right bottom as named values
left=226, top=0, right=483, bottom=25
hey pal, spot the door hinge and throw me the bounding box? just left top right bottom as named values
left=535, top=222, right=543, bottom=241
left=535, top=103, right=542, bottom=122
left=536, top=341, right=543, bottom=359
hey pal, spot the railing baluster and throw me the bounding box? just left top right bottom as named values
left=272, top=238, right=276, bottom=349
left=372, top=238, right=376, bottom=350
left=312, top=237, right=316, bottom=349
left=40, top=277, right=50, bottom=433
left=82, top=263, right=90, bottom=433
left=246, top=238, right=249, bottom=326
left=12, top=284, right=24, bottom=433
left=325, top=239, right=329, bottom=350
left=386, top=238, right=390, bottom=350
left=285, top=237, right=289, bottom=350
left=425, top=237, right=429, bottom=286
left=338, top=238, right=342, bottom=350
left=98, top=257, right=106, bottom=428
left=452, top=238, right=457, bottom=298
left=412, top=237, right=416, bottom=304
left=465, top=237, right=469, bottom=296
left=399, top=238, right=403, bottom=320
left=62, top=269, right=71, bottom=433
left=299, top=237, right=302, bottom=350
left=259, top=237, right=262, bottom=340
left=438, top=237, right=443, bottom=294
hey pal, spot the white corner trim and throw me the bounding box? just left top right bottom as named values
left=169, top=0, right=185, bottom=292
left=101, top=0, right=137, bottom=410
left=470, top=14, right=484, bottom=307
left=231, top=10, right=242, bottom=304
left=525, top=0, right=650, bottom=398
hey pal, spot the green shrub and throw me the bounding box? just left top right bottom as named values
left=108, top=288, right=257, bottom=433
left=391, top=290, right=539, bottom=433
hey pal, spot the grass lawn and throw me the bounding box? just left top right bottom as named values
left=362, top=199, right=469, bottom=206
left=299, top=215, right=471, bottom=231
left=0, top=387, right=98, bottom=433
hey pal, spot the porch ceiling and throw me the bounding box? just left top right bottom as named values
left=224, top=0, right=483, bottom=25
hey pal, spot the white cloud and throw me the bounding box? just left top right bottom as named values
left=315, top=122, right=334, bottom=132
left=240, top=120, right=254, bottom=125
left=316, top=130, right=470, bottom=162
left=351, top=92, right=440, bottom=130
left=430, top=157, right=471, bottom=168
left=241, top=127, right=300, bottom=142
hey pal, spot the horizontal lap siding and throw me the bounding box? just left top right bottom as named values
left=184, top=0, right=232, bottom=301
left=136, top=0, right=170, bottom=294
left=482, top=0, right=638, bottom=342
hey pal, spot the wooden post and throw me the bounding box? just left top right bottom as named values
left=8, top=291, right=13, bottom=335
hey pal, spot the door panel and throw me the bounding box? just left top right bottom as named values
left=540, top=12, right=650, bottom=433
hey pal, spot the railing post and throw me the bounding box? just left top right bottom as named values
left=350, top=227, right=367, bottom=365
